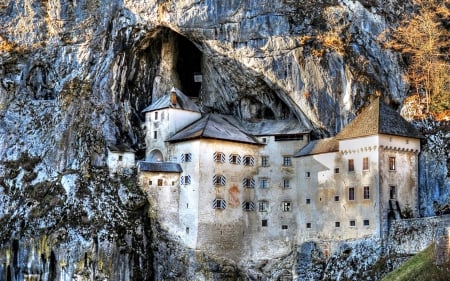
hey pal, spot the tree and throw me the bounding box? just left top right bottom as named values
left=383, top=0, right=450, bottom=119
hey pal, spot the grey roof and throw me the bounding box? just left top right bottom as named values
left=108, top=144, right=135, bottom=153
left=336, top=97, right=422, bottom=140
left=294, top=137, right=339, bottom=157
left=240, top=119, right=310, bottom=136
left=167, top=114, right=260, bottom=144
left=142, top=88, right=201, bottom=113
left=138, top=161, right=183, bottom=173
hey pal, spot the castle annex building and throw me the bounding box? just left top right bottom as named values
left=109, top=89, right=422, bottom=262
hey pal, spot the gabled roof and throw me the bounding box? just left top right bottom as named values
left=336, top=97, right=422, bottom=140
left=294, top=137, right=339, bottom=157
left=142, top=88, right=201, bottom=113
left=108, top=144, right=135, bottom=153
left=240, top=119, right=310, bottom=136
left=138, top=161, right=183, bottom=173
left=167, top=114, right=260, bottom=144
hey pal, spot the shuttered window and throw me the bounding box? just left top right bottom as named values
left=213, top=175, right=226, bottom=186
left=242, top=178, right=255, bottom=188
left=213, top=152, right=225, bottom=163
left=243, top=155, right=254, bottom=166
left=242, top=201, right=255, bottom=211
left=229, top=154, right=241, bottom=164
left=181, top=175, right=191, bottom=185
left=212, top=199, right=227, bottom=209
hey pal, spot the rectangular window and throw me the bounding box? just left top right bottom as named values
left=305, top=172, right=310, bottom=178
left=335, top=168, right=340, bottom=173
left=212, top=199, right=227, bottom=209
left=363, top=219, right=370, bottom=226
left=335, top=222, right=340, bottom=227
left=261, top=156, right=269, bottom=167
left=261, top=219, right=268, bottom=227
left=181, top=153, right=192, bottom=162
left=334, top=195, right=340, bottom=201
left=363, top=157, right=369, bottom=170
left=282, top=201, right=291, bottom=212
left=390, top=186, right=396, bottom=200
left=259, top=178, right=269, bottom=189
left=306, top=223, right=311, bottom=228
left=348, top=159, right=354, bottom=172
left=180, top=175, right=191, bottom=185
left=262, top=137, right=267, bottom=143
left=258, top=200, right=269, bottom=212
left=153, top=131, right=158, bottom=139
left=149, top=180, right=153, bottom=185
left=281, top=225, right=288, bottom=230
left=348, top=187, right=355, bottom=201
left=283, top=156, right=292, bottom=166
left=229, top=154, right=241, bottom=164
left=283, top=179, right=290, bottom=189
left=213, top=175, right=226, bottom=186
left=306, top=198, right=311, bottom=204
left=213, top=152, right=225, bottom=163
left=242, top=201, right=255, bottom=211
left=242, top=178, right=255, bottom=188
left=389, top=157, right=396, bottom=170
left=158, top=179, right=163, bottom=186
left=350, top=220, right=356, bottom=227
left=154, top=111, right=158, bottom=120
left=363, top=186, right=370, bottom=199
left=243, top=155, right=255, bottom=166
left=118, top=155, right=123, bottom=161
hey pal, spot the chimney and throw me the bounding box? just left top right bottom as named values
left=170, top=88, right=177, bottom=105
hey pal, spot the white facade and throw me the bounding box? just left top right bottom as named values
left=107, top=149, right=135, bottom=175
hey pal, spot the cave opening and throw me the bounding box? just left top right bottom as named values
left=175, top=34, right=202, bottom=97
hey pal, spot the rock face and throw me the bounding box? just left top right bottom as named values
left=0, top=0, right=448, bottom=280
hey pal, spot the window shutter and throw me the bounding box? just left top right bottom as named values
left=186, top=153, right=192, bottom=162
left=181, top=154, right=185, bottom=163
left=250, top=178, right=255, bottom=188
left=249, top=156, right=254, bottom=166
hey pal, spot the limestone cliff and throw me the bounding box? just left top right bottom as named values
left=0, top=0, right=448, bottom=280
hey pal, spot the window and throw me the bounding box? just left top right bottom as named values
left=335, top=168, right=340, bottom=173
left=262, top=137, right=267, bottom=143
left=149, top=180, right=153, bottom=185
left=242, top=178, right=255, bottom=188
left=282, top=201, right=291, bottom=212
left=259, top=178, right=269, bottom=189
left=282, top=225, right=288, bottom=230
left=275, top=134, right=304, bottom=141
left=348, top=159, right=354, bottom=172
left=212, top=199, right=226, bottom=209
left=118, top=155, right=123, bottom=161
left=389, top=157, right=396, bottom=170
left=261, top=156, right=269, bottom=167
left=261, top=219, right=268, bottom=227
left=390, top=186, right=396, bottom=200
left=158, top=179, right=163, bottom=186
left=306, top=198, right=311, bottom=204
left=305, top=172, right=310, bottom=178
left=283, top=156, right=292, bottom=166
left=283, top=179, right=290, bottom=189
left=180, top=175, right=191, bottom=185
left=153, top=131, right=158, bottom=139
left=306, top=223, right=311, bottom=228
left=242, top=201, right=255, bottom=211
left=350, top=220, right=356, bottom=227
left=334, top=195, right=340, bottom=202
left=229, top=154, right=241, bottom=165
left=186, top=227, right=189, bottom=234
left=363, top=219, right=370, bottom=226
left=213, top=152, right=225, bottom=163
left=363, top=157, right=369, bottom=170
left=363, top=186, right=370, bottom=199
left=243, top=155, right=254, bottom=166
left=335, top=222, right=340, bottom=227
left=181, top=153, right=192, bottom=162
left=258, top=200, right=269, bottom=212
left=154, top=111, right=158, bottom=120
left=348, top=187, right=355, bottom=201
left=213, top=175, right=226, bottom=186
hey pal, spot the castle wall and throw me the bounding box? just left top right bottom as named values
left=107, top=151, right=135, bottom=174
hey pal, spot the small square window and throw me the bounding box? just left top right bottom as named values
left=334, top=196, right=340, bottom=201
left=283, top=156, right=292, bottom=166
left=157, top=179, right=163, bottom=186
left=335, top=222, right=340, bottom=227
left=259, top=178, right=269, bottom=189
left=118, top=155, right=123, bottom=161
left=306, top=198, right=311, bottom=204
left=262, top=137, right=267, bottom=143
left=258, top=200, right=269, bottom=212
left=363, top=219, right=370, bottom=226
left=282, top=201, right=291, bottom=212
left=305, top=172, right=310, bottom=178
left=283, top=179, right=290, bottom=189
left=261, top=156, right=269, bottom=167
left=335, top=168, right=340, bottom=173
left=262, top=219, right=268, bottom=227
left=306, top=223, right=311, bottom=228
left=149, top=180, right=153, bottom=185
left=350, top=220, right=356, bottom=227
left=282, top=225, right=288, bottom=230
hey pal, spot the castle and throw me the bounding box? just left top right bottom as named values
left=108, top=88, right=422, bottom=262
